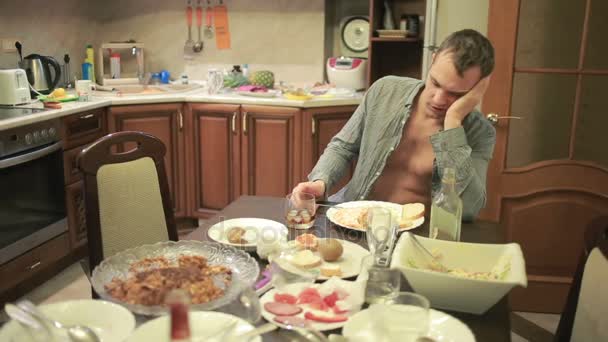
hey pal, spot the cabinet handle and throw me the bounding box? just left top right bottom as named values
left=28, top=261, right=41, bottom=270
left=312, top=117, right=316, bottom=135
left=79, top=114, right=94, bottom=120
left=242, top=112, right=248, bottom=134
left=231, top=112, right=237, bottom=133
left=178, top=110, right=184, bottom=130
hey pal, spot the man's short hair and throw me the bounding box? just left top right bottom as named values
left=436, top=29, right=495, bottom=78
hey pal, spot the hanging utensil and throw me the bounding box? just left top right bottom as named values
left=193, top=0, right=204, bottom=52
left=204, top=0, right=214, bottom=38
left=184, top=0, right=195, bottom=59
left=15, top=41, right=23, bottom=62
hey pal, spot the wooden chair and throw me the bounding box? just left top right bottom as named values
left=554, top=216, right=608, bottom=342
left=77, top=131, right=179, bottom=275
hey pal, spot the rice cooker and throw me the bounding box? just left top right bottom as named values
left=326, top=57, right=368, bottom=91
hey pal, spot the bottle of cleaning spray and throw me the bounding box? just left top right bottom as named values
left=85, top=44, right=96, bottom=84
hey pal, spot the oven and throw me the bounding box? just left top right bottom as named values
left=0, top=117, right=67, bottom=265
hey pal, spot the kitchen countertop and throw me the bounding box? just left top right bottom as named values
left=0, top=88, right=362, bottom=131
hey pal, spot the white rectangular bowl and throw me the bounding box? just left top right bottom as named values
left=390, top=233, right=527, bottom=314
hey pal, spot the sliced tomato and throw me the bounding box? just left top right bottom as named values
left=274, top=293, right=298, bottom=305
left=297, top=288, right=322, bottom=304
left=304, top=311, right=348, bottom=323
left=322, top=291, right=339, bottom=307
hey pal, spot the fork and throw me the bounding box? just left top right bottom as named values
left=409, top=233, right=449, bottom=272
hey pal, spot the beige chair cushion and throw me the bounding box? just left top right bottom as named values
left=570, top=247, right=608, bottom=341
left=97, top=156, right=169, bottom=258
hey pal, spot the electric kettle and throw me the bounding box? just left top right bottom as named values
left=18, top=54, right=62, bottom=95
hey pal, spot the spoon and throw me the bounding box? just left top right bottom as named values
left=17, top=300, right=100, bottom=342
left=204, top=0, right=214, bottom=38
left=193, top=0, right=204, bottom=52
left=409, top=233, right=449, bottom=272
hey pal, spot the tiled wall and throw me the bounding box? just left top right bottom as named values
left=1, top=0, right=326, bottom=86
left=0, top=0, right=100, bottom=85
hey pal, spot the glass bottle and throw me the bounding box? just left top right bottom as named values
left=166, top=289, right=191, bottom=342
left=429, top=167, right=462, bottom=241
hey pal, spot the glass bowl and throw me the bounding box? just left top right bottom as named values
left=91, top=240, right=260, bottom=316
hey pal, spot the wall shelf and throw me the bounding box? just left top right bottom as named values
left=371, top=37, right=422, bottom=43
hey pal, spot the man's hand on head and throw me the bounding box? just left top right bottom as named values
left=444, top=76, right=491, bottom=130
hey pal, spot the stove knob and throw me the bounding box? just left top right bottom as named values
left=48, top=127, right=57, bottom=137
left=41, top=129, right=49, bottom=139
left=33, top=131, right=40, bottom=142
left=25, top=133, right=33, bottom=145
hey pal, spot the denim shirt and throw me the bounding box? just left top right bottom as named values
left=308, top=76, right=496, bottom=221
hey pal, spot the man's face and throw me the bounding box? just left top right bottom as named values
left=420, top=52, right=482, bottom=119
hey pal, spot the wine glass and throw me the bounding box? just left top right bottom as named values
left=365, top=207, right=396, bottom=258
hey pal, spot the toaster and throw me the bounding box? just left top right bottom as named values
left=326, top=57, right=368, bottom=91
left=0, top=69, right=32, bottom=105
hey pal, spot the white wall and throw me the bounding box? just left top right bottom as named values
left=436, top=0, right=489, bottom=42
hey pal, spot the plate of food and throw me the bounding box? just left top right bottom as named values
left=271, top=234, right=370, bottom=280
left=207, top=218, right=288, bottom=252
left=90, top=240, right=259, bottom=316
left=259, top=279, right=364, bottom=332
left=326, top=201, right=425, bottom=232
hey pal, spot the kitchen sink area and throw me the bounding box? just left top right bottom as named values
left=93, top=83, right=203, bottom=96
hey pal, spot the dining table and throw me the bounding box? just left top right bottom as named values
left=187, top=195, right=512, bottom=341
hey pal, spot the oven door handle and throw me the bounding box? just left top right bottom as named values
left=0, top=141, right=63, bottom=169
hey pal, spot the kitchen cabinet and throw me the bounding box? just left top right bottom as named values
left=186, top=104, right=302, bottom=218
left=187, top=103, right=241, bottom=218
left=107, top=104, right=187, bottom=217
left=302, top=106, right=358, bottom=194
left=61, top=108, right=107, bottom=250
left=240, top=105, right=302, bottom=197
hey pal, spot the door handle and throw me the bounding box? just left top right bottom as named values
left=312, top=117, right=316, bottom=135
left=178, top=110, right=184, bottom=130
left=231, top=112, right=237, bottom=133
left=242, top=112, right=248, bottom=134
left=486, top=113, right=522, bottom=125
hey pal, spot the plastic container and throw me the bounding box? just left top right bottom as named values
left=81, top=61, right=92, bottom=80
left=160, top=70, right=170, bottom=84
left=110, top=53, right=121, bottom=79
left=86, top=44, right=96, bottom=83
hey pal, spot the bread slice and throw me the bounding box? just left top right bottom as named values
left=290, top=250, right=322, bottom=269
left=320, top=264, right=342, bottom=277
left=400, top=203, right=425, bottom=228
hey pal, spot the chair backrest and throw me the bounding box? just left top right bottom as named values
left=555, top=216, right=608, bottom=342
left=570, top=242, right=608, bottom=341
left=77, top=131, right=179, bottom=271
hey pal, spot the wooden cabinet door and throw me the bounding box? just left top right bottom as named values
left=107, top=104, right=186, bottom=217
left=187, top=103, right=241, bottom=218
left=302, top=106, right=357, bottom=194
left=240, top=105, right=301, bottom=197
left=65, top=181, right=87, bottom=249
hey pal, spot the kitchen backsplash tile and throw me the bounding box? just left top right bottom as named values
left=1, top=0, right=326, bottom=85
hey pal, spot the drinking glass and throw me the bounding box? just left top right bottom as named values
left=284, top=192, right=316, bottom=229
left=207, top=68, right=223, bottom=94
left=366, top=207, right=396, bottom=258
left=360, top=255, right=401, bottom=304
left=369, top=292, right=430, bottom=341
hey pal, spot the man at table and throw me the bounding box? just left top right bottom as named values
left=292, top=29, right=496, bottom=221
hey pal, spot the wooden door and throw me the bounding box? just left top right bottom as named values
left=65, top=181, right=87, bottom=249
left=107, top=104, right=187, bottom=217
left=240, top=105, right=301, bottom=197
left=483, top=0, right=608, bottom=312
left=187, top=103, right=241, bottom=218
left=302, top=106, right=357, bottom=194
